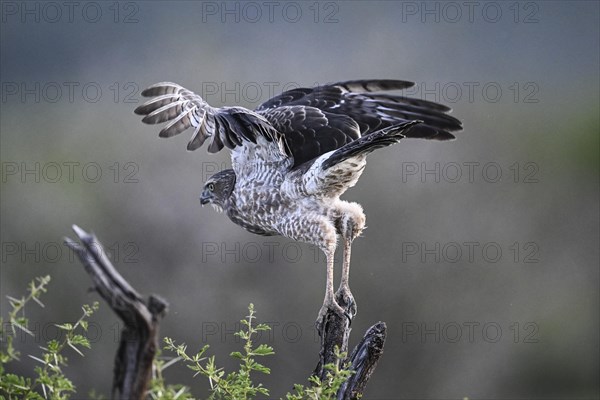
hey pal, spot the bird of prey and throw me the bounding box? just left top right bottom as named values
left=134, top=79, right=462, bottom=329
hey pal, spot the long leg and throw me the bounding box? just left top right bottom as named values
left=314, top=211, right=362, bottom=332
left=317, top=247, right=345, bottom=323
left=336, top=234, right=357, bottom=317
left=339, top=236, right=352, bottom=291
left=335, top=202, right=365, bottom=316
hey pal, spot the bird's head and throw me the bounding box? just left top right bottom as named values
left=200, top=169, right=236, bottom=213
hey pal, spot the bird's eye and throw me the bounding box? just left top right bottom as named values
left=207, top=183, right=215, bottom=191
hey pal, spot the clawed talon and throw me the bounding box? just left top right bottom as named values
left=336, top=285, right=357, bottom=317
left=315, top=298, right=346, bottom=335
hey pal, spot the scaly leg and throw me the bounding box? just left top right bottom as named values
left=316, top=248, right=345, bottom=332
left=336, top=236, right=357, bottom=316
left=339, top=236, right=352, bottom=292
left=333, top=201, right=364, bottom=317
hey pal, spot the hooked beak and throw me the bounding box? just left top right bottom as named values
left=200, top=191, right=210, bottom=206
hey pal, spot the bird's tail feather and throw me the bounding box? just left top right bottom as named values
left=322, top=120, right=422, bottom=170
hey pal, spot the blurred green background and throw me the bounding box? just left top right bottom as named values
left=1, top=1, right=598, bottom=398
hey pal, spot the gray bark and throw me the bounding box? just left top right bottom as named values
left=65, top=225, right=167, bottom=400
left=315, top=291, right=387, bottom=399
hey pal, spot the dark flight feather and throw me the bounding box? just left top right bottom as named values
left=136, top=79, right=462, bottom=168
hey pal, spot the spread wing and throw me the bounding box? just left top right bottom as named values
left=136, top=80, right=463, bottom=175
left=256, top=79, right=462, bottom=168
left=134, top=82, right=291, bottom=170
left=282, top=121, right=422, bottom=199
left=258, top=105, right=362, bottom=167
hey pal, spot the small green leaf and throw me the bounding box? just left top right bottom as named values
left=55, top=323, right=73, bottom=331
left=252, top=344, right=274, bottom=356
left=69, top=334, right=91, bottom=348
left=47, top=340, right=61, bottom=352
left=255, top=323, right=271, bottom=331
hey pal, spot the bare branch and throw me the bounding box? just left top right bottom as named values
left=65, top=225, right=168, bottom=400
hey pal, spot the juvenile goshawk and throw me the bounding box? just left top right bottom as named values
left=134, top=79, right=462, bottom=328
